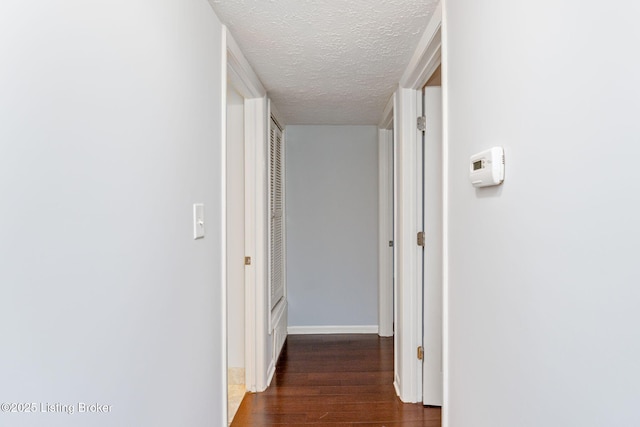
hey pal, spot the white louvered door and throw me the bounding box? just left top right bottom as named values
left=269, top=118, right=285, bottom=311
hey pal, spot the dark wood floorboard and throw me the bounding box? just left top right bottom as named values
left=232, top=334, right=441, bottom=426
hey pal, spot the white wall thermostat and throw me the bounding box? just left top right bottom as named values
left=469, top=147, right=505, bottom=187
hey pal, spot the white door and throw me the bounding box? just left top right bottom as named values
left=422, top=85, right=443, bottom=406
left=226, top=83, right=246, bottom=421
left=269, top=118, right=285, bottom=312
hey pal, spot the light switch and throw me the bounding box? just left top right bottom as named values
left=193, top=203, right=204, bottom=239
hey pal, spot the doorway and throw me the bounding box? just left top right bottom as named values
left=226, top=82, right=246, bottom=424
left=378, top=102, right=395, bottom=339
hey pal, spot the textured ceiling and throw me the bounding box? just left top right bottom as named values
left=209, top=0, right=438, bottom=125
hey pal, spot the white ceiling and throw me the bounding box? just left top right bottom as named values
left=209, top=0, right=438, bottom=125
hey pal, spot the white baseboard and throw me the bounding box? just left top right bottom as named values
left=287, top=325, right=379, bottom=335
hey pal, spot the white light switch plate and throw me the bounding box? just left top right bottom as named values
left=193, top=203, right=204, bottom=239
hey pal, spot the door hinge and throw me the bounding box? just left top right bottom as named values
left=244, top=256, right=252, bottom=266
left=417, top=346, right=424, bottom=360
left=417, top=231, right=425, bottom=247
left=417, top=115, right=426, bottom=132
left=388, top=240, right=394, bottom=247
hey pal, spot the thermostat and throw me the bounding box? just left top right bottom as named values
left=469, top=147, right=505, bottom=187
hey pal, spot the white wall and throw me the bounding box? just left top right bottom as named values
left=286, top=126, right=379, bottom=329
left=0, top=1, right=226, bottom=426
left=446, top=1, right=640, bottom=426
left=226, top=85, right=245, bottom=369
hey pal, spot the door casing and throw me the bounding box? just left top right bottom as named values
left=421, top=84, right=443, bottom=406
left=391, top=1, right=444, bottom=405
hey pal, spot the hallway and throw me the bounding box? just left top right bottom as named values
left=231, top=335, right=441, bottom=426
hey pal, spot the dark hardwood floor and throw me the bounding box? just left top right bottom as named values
left=231, top=334, right=441, bottom=426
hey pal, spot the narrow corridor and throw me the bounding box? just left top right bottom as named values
left=232, top=335, right=441, bottom=426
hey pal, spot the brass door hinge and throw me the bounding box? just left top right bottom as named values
left=417, top=346, right=424, bottom=360
left=244, top=256, right=252, bottom=266
left=417, top=231, right=425, bottom=247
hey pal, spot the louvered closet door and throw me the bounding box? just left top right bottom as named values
left=270, top=118, right=285, bottom=310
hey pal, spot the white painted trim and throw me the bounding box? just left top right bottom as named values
left=421, top=86, right=444, bottom=406
left=378, top=128, right=394, bottom=338
left=379, top=94, right=395, bottom=129
left=393, top=93, right=400, bottom=401
left=243, top=98, right=258, bottom=393
left=394, top=379, right=401, bottom=398
left=225, top=27, right=266, bottom=98
left=378, top=92, right=395, bottom=352
left=220, top=28, right=229, bottom=427
left=259, top=97, right=271, bottom=392
left=224, top=25, right=270, bottom=395
left=441, top=3, right=450, bottom=425
left=415, top=89, right=424, bottom=405
left=384, top=0, right=447, bottom=412
left=399, top=2, right=442, bottom=90
left=288, top=325, right=379, bottom=335
left=249, top=96, right=270, bottom=393
left=266, top=358, right=276, bottom=387
left=269, top=102, right=285, bottom=130
left=391, top=1, right=444, bottom=406
left=395, top=87, right=420, bottom=403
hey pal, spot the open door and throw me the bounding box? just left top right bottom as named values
left=226, top=82, right=247, bottom=423
left=268, top=113, right=287, bottom=368
left=422, top=81, right=443, bottom=406
left=378, top=101, right=395, bottom=338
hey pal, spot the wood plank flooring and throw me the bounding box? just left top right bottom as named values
left=231, top=334, right=441, bottom=426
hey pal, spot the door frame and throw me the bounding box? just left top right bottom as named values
left=378, top=95, right=394, bottom=338
left=224, top=27, right=270, bottom=398
left=266, top=102, right=288, bottom=384
left=421, top=84, right=444, bottom=406
left=391, top=1, right=444, bottom=405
